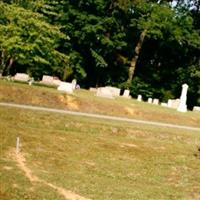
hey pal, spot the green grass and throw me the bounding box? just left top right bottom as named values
left=1, top=106, right=200, bottom=200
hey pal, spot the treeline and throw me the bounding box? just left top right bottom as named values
left=0, top=0, right=200, bottom=108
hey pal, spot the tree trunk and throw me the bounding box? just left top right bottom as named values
left=127, top=29, right=147, bottom=84
left=0, top=50, right=6, bottom=74
left=4, top=57, right=14, bottom=75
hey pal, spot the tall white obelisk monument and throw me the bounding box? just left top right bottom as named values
left=177, top=83, right=188, bottom=112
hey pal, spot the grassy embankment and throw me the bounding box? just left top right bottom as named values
left=0, top=79, right=200, bottom=200
left=0, top=79, right=199, bottom=127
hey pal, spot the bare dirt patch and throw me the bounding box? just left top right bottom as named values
left=123, top=106, right=136, bottom=115
left=59, top=95, right=79, bottom=110
left=8, top=149, right=92, bottom=200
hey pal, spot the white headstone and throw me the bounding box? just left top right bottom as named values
left=57, top=82, right=73, bottom=93
left=105, top=86, right=121, bottom=97
left=172, top=99, right=180, bottom=109
left=41, top=75, right=61, bottom=86
left=137, top=95, right=142, bottom=102
left=96, top=87, right=114, bottom=99
left=14, top=73, right=30, bottom=82
left=16, top=137, right=20, bottom=154
left=71, top=79, right=77, bottom=90
left=153, top=99, right=159, bottom=105
left=123, top=90, right=131, bottom=98
left=89, top=87, right=97, bottom=92
left=177, top=84, right=188, bottom=112
left=147, top=98, right=153, bottom=104
left=52, top=79, right=61, bottom=86
left=42, top=75, right=54, bottom=83
left=193, top=106, right=200, bottom=113
left=168, top=99, right=180, bottom=109
left=167, top=99, right=172, bottom=107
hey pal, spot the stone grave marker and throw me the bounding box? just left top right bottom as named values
left=89, top=87, right=97, bottom=92
left=153, top=99, right=159, bottom=105
left=148, top=98, right=153, bottom=104
left=105, top=86, right=121, bottom=97
left=41, top=75, right=61, bottom=86
left=14, top=73, right=30, bottom=82
left=123, top=90, right=131, bottom=98
left=96, top=87, right=114, bottom=99
left=57, top=82, right=73, bottom=93
left=168, top=99, right=180, bottom=109
left=42, top=75, right=53, bottom=83
left=177, top=83, right=188, bottom=112
left=71, top=79, right=77, bottom=90
left=52, top=78, right=61, bottom=86
left=193, top=106, right=200, bottom=113
left=137, top=95, right=142, bottom=102
left=167, top=99, right=172, bottom=107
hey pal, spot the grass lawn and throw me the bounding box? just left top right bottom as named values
left=1, top=106, right=200, bottom=200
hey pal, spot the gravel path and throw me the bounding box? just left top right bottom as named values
left=0, top=102, right=199, bottom=132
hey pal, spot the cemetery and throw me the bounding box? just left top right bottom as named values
left=0, top=1, right=200, bottom=199
left=0, top=81, right=200, bottom=200
left=2, top=74, right=198, bottom=114
left=0, top=75, right=200, bottom=200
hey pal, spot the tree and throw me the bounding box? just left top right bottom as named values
left=0, top=2, right=69, bottom=78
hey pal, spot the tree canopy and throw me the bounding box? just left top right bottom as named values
left=0, top=0, right=199, bottom=108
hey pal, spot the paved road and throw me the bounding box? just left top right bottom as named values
left=0, top=102, right=200, bottom=132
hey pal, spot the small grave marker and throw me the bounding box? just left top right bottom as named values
left=16, top=137, right=20, bottom=154
left=137, top=95, right=142, bottom=102
left=148, top=98, right=152, bottom=104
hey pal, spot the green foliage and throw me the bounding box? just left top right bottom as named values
left=130, top=77, right=154, bottom=99
left=69, top=52, right=87, bottom=81
left=0, top=2, right=68, bottom=78
left=91, top=49, right=108, bottom=67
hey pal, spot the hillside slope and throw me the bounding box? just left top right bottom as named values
left=0, top=80, right=199, bottom=127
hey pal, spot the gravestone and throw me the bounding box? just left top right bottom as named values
left=167, top=99, right=172, bottom=107
left=105, top=86, right=121, bottom=97
left=177, top=83, right=188, bottom=112
left=89, top=87, right=97, bottom=92
left=42, top=75, right=53, bottom=83
left=96, top=87, right=114, bottom=99
left=123, top=90, right=131, bottom=98
left=52, top=78, right=61, bottom=86
left=193, top=106, right=200, bottom=113
left=153, top=99, right=159, bottom=105
left=71, top=79, right=77, bottom=90
left=168, top=99, right=180, bottom=109
left=41, top=75, right=61, bottom=86
left=57, top=82, right=73, bottom=93
left=172, top=99, right=180, bottom=109
left=137, top=95, right=142, bottom=102
left=148, top=98, right=153, bottom=104
left=14, top=73, right=30, bottom=82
